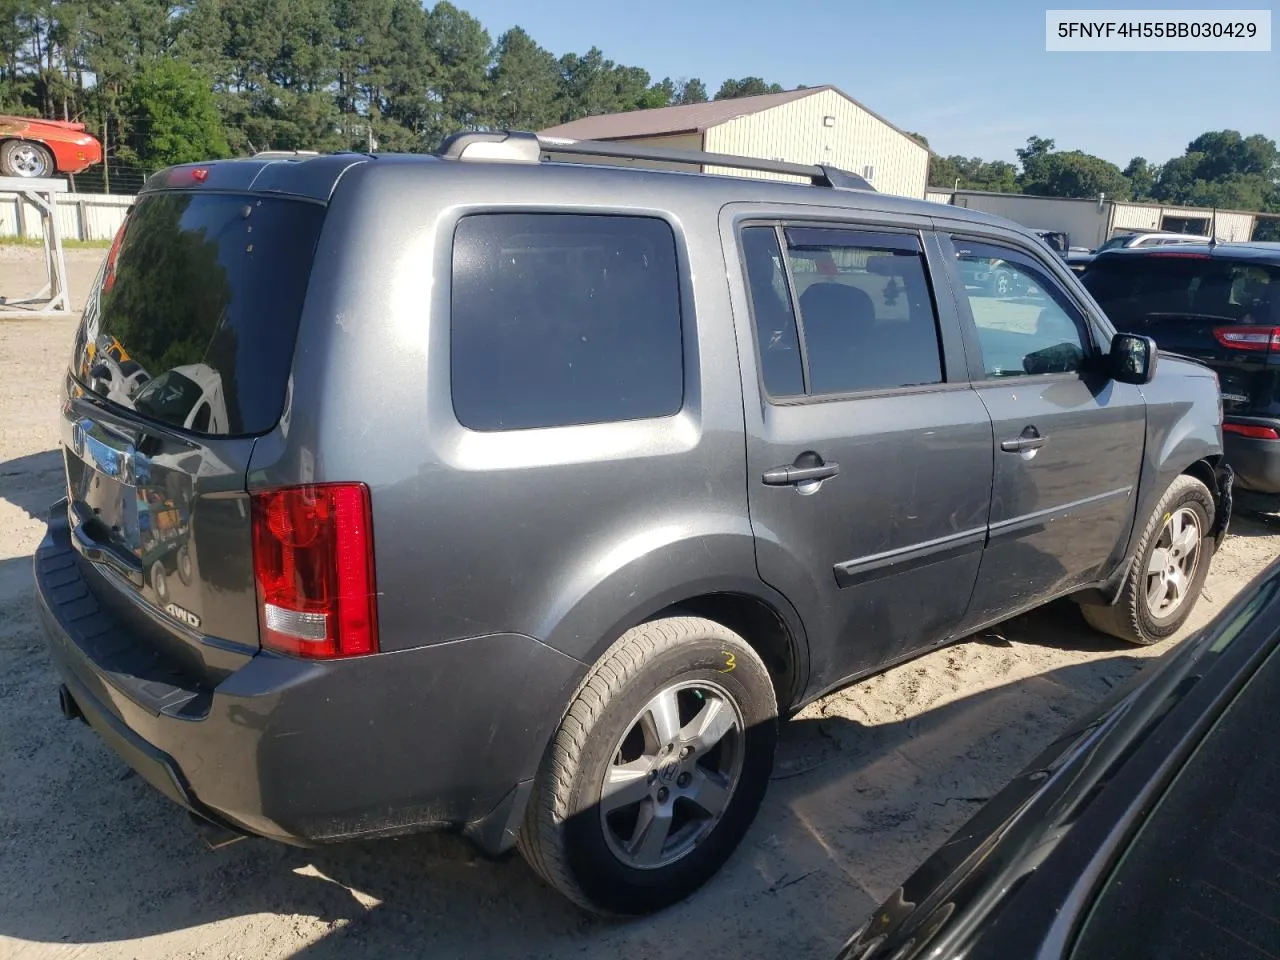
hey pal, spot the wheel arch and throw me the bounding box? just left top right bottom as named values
left=0, top=137, right=57, bottom=175
left=537, top=522, right=810, bottom=710
left=1085, top=454, right=1224, bottom=607
left=476, top=542, right=810, bottom=857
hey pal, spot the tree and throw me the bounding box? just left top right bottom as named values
left=674, top=77, right=707, bottom=105
left=122, top=59, right=230, bottom=166
left=1186, top=130, right=1278, bottom=180
left=642, top=76, right=675, bottom=109
left=1123, top=157, right=1156, bottom=200
left=1015, top=135, right=1055, bottom=185
left=609, top=63, right=656, bottom=111
left=426, top=1, right=492, bottom=141
left=489, top=26, right=561, bottom=130
left=929, top=154, right=1019, bottom=192
left=1152, top=130, right=1280, bottom=212
left=374, top=0, right=437, bottom=148
left=1024, top=150, right=1131, bottom=200
left=714, top=76, right=783, bottom=100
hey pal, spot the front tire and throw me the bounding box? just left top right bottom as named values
left=518, top=617, right=778, bottom=915
left=0, top=140, right=55, bottom=178
left=1079, top=474, right=1214, bottom=644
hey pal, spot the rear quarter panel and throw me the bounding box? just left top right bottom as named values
left=247, top=159, right=767, bottom=677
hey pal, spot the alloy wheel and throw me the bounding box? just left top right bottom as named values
left=10, top=144, right=49, bottom=177
left=599, top=679, right=745, bottom=870
left=1145, top=506, right=1201, bottom=618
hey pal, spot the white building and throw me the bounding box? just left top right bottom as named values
left=540, top=86, right=930, bottom=198
left=924, top=189, right=1265, bottom=246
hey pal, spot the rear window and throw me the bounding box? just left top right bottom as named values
left=450, top=213, right=684, bottom=431
left=1082, top=256, right=1280, bottom=328
left=73, top=192, right=325, bottom=436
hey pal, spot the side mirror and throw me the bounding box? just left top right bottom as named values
left=1110, top=332, right=1158, bottom=385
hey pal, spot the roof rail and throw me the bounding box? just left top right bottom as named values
left=436, top=130, right=875, bottom=191
left=253, top=149, right=321, bottom=159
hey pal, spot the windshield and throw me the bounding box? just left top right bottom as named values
left=73, top=192, right=325, bottom=436
left=1081, top=257, right=1280, bottom=328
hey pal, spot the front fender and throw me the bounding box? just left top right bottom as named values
left=1120, top=364, right=1223, bottom=575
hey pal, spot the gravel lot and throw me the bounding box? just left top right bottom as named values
left=2, top=246, right=1277, bottom=960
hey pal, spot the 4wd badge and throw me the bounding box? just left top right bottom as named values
left=165, top=603, right=201, bottom=630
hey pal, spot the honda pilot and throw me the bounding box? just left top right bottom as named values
left=36, top=132, right=1230, bottom=915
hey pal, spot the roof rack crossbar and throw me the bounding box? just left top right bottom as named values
left=437, top=130, right=875, bottom=191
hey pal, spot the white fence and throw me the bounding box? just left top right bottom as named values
left=0, top=190, right=133, bottom=242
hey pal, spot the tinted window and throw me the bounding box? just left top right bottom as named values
left=1082, top=256, right=1280, bottom=328
left=451, top=214, right=683, bottom=431
left=73, top=192, right=325, bottom=436
left=1096, top=235, right=1136, bottom=252
left=785, top=229, right=943, bottom=395
left=741, top=227, right=804, bottom=397
left=1161, top=215, right=1210, bottom=235
left=952, top=240, right=1090, bottom=378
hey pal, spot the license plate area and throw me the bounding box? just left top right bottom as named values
left=67, top=418, right=143, bottom=561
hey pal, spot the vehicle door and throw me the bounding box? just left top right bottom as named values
left=937, top=231, right=1147, bottom=631
left=724, top=209, right=994, bottom=692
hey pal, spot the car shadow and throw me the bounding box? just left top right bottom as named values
left=1, top=568, right=1146, bottom=960
left=0, top=448, right=62, bottom=522
left=1223, top=510, right=1280, bottom=538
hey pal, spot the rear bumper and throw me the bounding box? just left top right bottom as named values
left=1224, top=433, right=1280, bottom=494
left=35, top=504, right=582, bottom=852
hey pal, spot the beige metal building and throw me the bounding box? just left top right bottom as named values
left=924, top=189, right=1263, bottom=246
left=540, top=86, right=930, bottom=198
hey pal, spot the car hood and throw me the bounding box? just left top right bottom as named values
left=0, top=114, right=90, bottom=139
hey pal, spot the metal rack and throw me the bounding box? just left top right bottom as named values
left=437, top=131, right=876, bottom=191
left=0, top=175, right=71, bottom=317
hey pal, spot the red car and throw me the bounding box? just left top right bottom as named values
left=0, top=115, right=103, bottom=179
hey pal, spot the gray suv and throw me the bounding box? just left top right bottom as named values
left=35, top=132, right=1231, bottom=915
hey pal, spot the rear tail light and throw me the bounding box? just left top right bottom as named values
left=1223, top=423, right=1280, bottom=440
left=251, top=483, right=378, bottom=658
left=1213, top=326, right=1280, bottom=352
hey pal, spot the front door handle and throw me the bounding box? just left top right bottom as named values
left=1000, top=427, right=1049, bottom=453
left=762, top=458, right=840, bottom=486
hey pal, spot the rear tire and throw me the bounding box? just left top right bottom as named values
left=517, top=616, right=778, bottom=915
left=1079, top=474, right=1214, bottom=645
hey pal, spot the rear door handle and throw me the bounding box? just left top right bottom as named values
left=762, top=461, right=840, bottom=486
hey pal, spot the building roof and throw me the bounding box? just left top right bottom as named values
left=539, top=85, right=927, bottom=152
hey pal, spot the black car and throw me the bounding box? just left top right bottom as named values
left=1082, top=243, right=1280, bottom=495
left=837, top=556, right=1280, bottom=960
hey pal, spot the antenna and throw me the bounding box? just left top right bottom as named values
left=1209, top=206, right=1218, bottom=248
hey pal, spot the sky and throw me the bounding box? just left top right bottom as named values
left=456, top=0, right=1278, bottom=167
